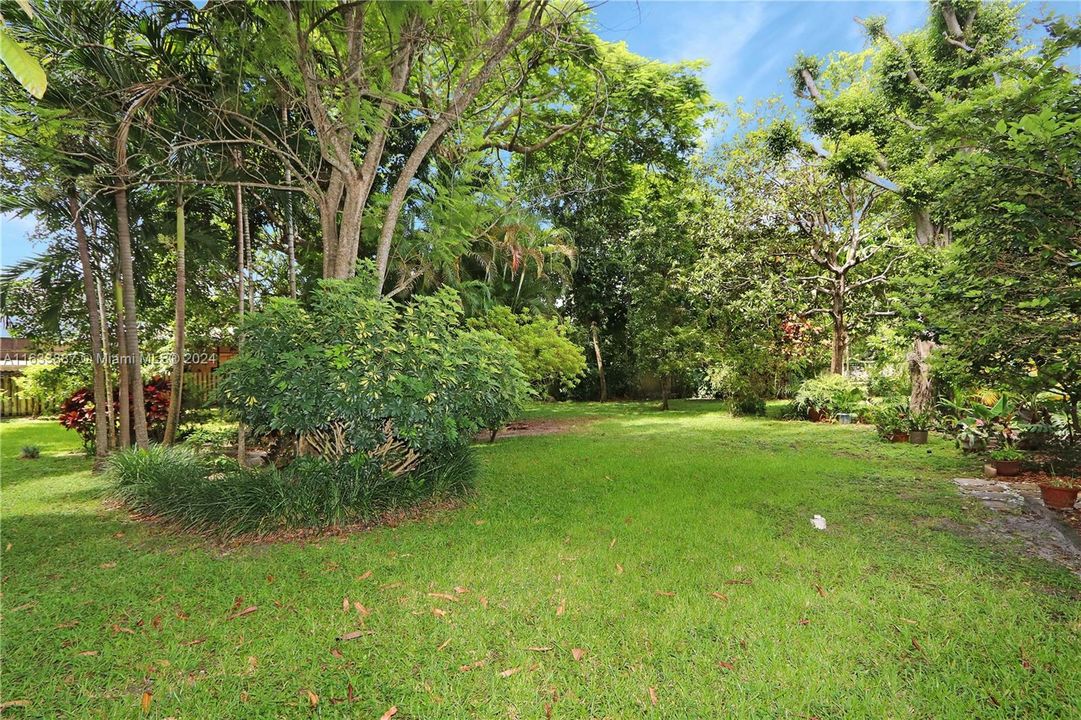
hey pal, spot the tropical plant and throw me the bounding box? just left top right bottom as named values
left=794, top=375, right=866, bottom=419
left=990, top=447, right=1024, bottom=462
left=59, top=377, right=171, bottom=450
left=467, top=306, right=585, bottom=397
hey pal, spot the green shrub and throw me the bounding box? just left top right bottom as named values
left=794, top=375, right=866, bottom=419
left=218, top=270, right=529, bottom=463
left=467, top=305, right=585, bottom=397
left=108, top=444, right=476, bottom=537
left=870, top=400, right=908, bottom=439
left=13, top=360, right=89, bottom=414
left=730, top=394, right=766, bottom=417
left=20, top=445, right=40, bottom=459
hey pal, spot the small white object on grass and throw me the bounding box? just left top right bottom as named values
left=810, top=515, right=827, bottom=531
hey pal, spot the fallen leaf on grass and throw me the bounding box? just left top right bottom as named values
left=437, top=638, right=451, bottom=651
left=474, top=519, right=486, bottom=526
left=655, top=591, right=675, bottom=597
left=99, top=562, right=116, bottom=569
left=717, top=660, right=735, bottom=671
left=709, top=592, right=728, bottom=602
left=56, top=620, right=80, bottom=629
left=336, top=630, right=370, bottom=642
left=111, top=624, right=135, bottom=635
left=499, top=667, right=521, bottom=678
left=911, top=637, right=923, bottom=652
left=459, top=659, right=487, bottom=672
left=814, top=584, right=827, bottom=597
left=798, top=618, right=810, bottom=626
left=478, top=596, right=489, bottom=609
left=571, top=648, right=586, bottom=662
left=347, top=683, right=357, bottom=702
left=248, top=656, right=258, bottom=669
left=240, top=691, right=250, bottom=703
left=428, top=592, right=457, bottom=602
left=988, top=693, right=1000, bottom=707
left=11, top=602, right=36, bottom=612
left=141, top=692, right=152, bottom=713
left=616, top=564, right=624, bottom=575
left=151, top=615, right=162, bottom=631
left=175, top=610, right=190, bottom=621
left=343, top=597, right=350, bottom=612
left=609, top=537, right=617, bottom=549
left=724, top=579, right=753, bottom=586
left=357, top=570, right=372, bottom=581
left=0, top=700, right=30, bottom=710
left=432, top=608, right=448, bottom=618
left=330, top=648, right=344, bottom=659
left=354, top=602, right=370, bottom=616
left=180, top=638, right=206, bottom=646
left=380, top=707, right=398, bottom=720
left=648, top=687, right=658, bottom=706
left=77, top=650, right=99, bottom=656
left=227, top=606, right=258, bottom=621
left=556, top=600, right=565, bottom=616
left=454, top=586, right=470, bottom=594
left=303, top=689, right=319, bottom=707
left=526, top=646, right=552, bottom=652
left=266, top=574, right=275, bottom=584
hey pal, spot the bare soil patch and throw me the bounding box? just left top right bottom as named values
left=479, top=416, right=596, bottom=441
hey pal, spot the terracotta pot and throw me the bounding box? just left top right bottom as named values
left=807, top=407, right=824, bottom=423
left=1038, top=484, right=1080, bottom=510
left=909, top=430, right=929, bottom=445
left=890, top=432, right=909, bottom=443
left=993, top=460, right=1021, bottom=477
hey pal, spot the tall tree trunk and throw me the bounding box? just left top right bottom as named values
left=235, top=185, right=247, bottom=467
left=830, top=283, right=847, bottom=375
left=114, top=278, right=131, bottom=449
left=660, top=375, right=671, bottom=411
left=244, top=205, right=255, bottom=311
left=283, top=104, right=298, bottom=300
left=590, top=322, right=607, bottom=402
left=114, top=185, right=149, bottom=448
left=96, top=279, right=117, bottom=450
left=907, top=337, right=935, bottom=416
left=163, top=189, right=186, bottom=445
left=69, top=187, right=109, bottom=462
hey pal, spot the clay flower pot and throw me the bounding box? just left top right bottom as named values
left=890, top=432, right=909, bottom=443
left=909, top=430, right=929, bottom=445
left=1038, top=484, right=1080, bottom=510
left=993, top=460, right=1021, bottom=477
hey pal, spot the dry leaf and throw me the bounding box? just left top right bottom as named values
left=798, top=618, right=810, bottom=626
left=616, top=564, right=624, bottom=575
left=240, top=691, right=250, bottom=703
left=814, top=584, right=827, bottom=597
left=56, top=620, right=80, bottom=629
left=347, top=683, right=357, bottom=702
left=437, top=638, right=451, bottom=651
left=231, top=596, right=245, bottom=611
left=304, top=689, right=319, bottom=707
left=100, top=562, right=117, bottom=569
left=648, top=687, right=658, bottom=706
left=380, top=707, right=398, bottom=720
left=478, top=596, right=489, bottom=609
left=459, top=659, right=486, bottom=672
left=0, top=700, right=30, bottom=710
left=474, top=519, right=486, bottom=525
left=357, top=570, right=372, bottom=581
left=571, top=648, right=586, bottom=662
left=499, top=667, right=520, bottom=678
left=911, top=637, right=923, bottom=652
left=724, top=579, right=753, bottom=586
left=175, top=610, right=190, bottom=621
left=709, top=592, right=728, bottom=602
left=343, top=597, right=350, bottom=612
left=77, top=650, right=99, bottom=656
left=227, top=606, right=258, bottom=621
left=248, top=656, right=258, bottom=669
left=717, top=660, right=735, bottom=671
left=112, top=624, right=135, bottom=635
left=556, top=600, right=565, bottom=616
left=609, top=537, right=617, bottom=548
left=454, top=586, right=470, bottom=594
left=354, top=602, right=370, bottom=616
left=337, top=630, right=367, bottom=641
left=141, top=691, right=152, bottom=713
left=655, top=591, right=675, bottom=597
left=432, top=608, right=448, bottom=618
left=428, top=592, right=457, bottom=602
left=526, top=646, right=552, bottom=652
left=180, top=638, right=206, bottom=646
left=151, top=615, right=163, bottom=631
left=266, top=574, right=275, bottom=584
left=330, top=648, right=344, bottom=659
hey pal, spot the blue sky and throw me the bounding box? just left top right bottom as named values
left=1, top=0, right=1073, bottom=276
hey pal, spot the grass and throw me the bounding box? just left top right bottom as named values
left=2, top=402, right=1079, bottom=718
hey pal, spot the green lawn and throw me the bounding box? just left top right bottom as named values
left=2, top=403, right=1079, bottom=718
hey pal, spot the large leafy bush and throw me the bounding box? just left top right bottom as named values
left=467, top=305, right=585, bottom=397
left=217, top=274, right=529, bottom=466
left=59, top=376, right=171, bottom=449
left=793, top=374, right=866, bottom=419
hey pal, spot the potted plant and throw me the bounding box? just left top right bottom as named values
left=955, top=421, right=986, bottom=452
left=833, top=388, right=863, bottom=425
left=1037, top=477, right=1080, bottom=510
left=989, top=447, right=1024, bottom=477
left=907, top=412, right=932, bottom=445
left=873, top=405, right=908, bottom=443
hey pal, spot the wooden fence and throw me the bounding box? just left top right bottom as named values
left=0, top=371, right=221, bottom=419
left=1, top=374, right=44, bottom=418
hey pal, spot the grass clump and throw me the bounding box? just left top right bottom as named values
left=19, top=444, right=40, bottom=459
left=108, top=444, right=475, bottom=537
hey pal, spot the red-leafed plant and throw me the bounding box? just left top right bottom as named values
left=59, top=377, right=171, bottom=448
